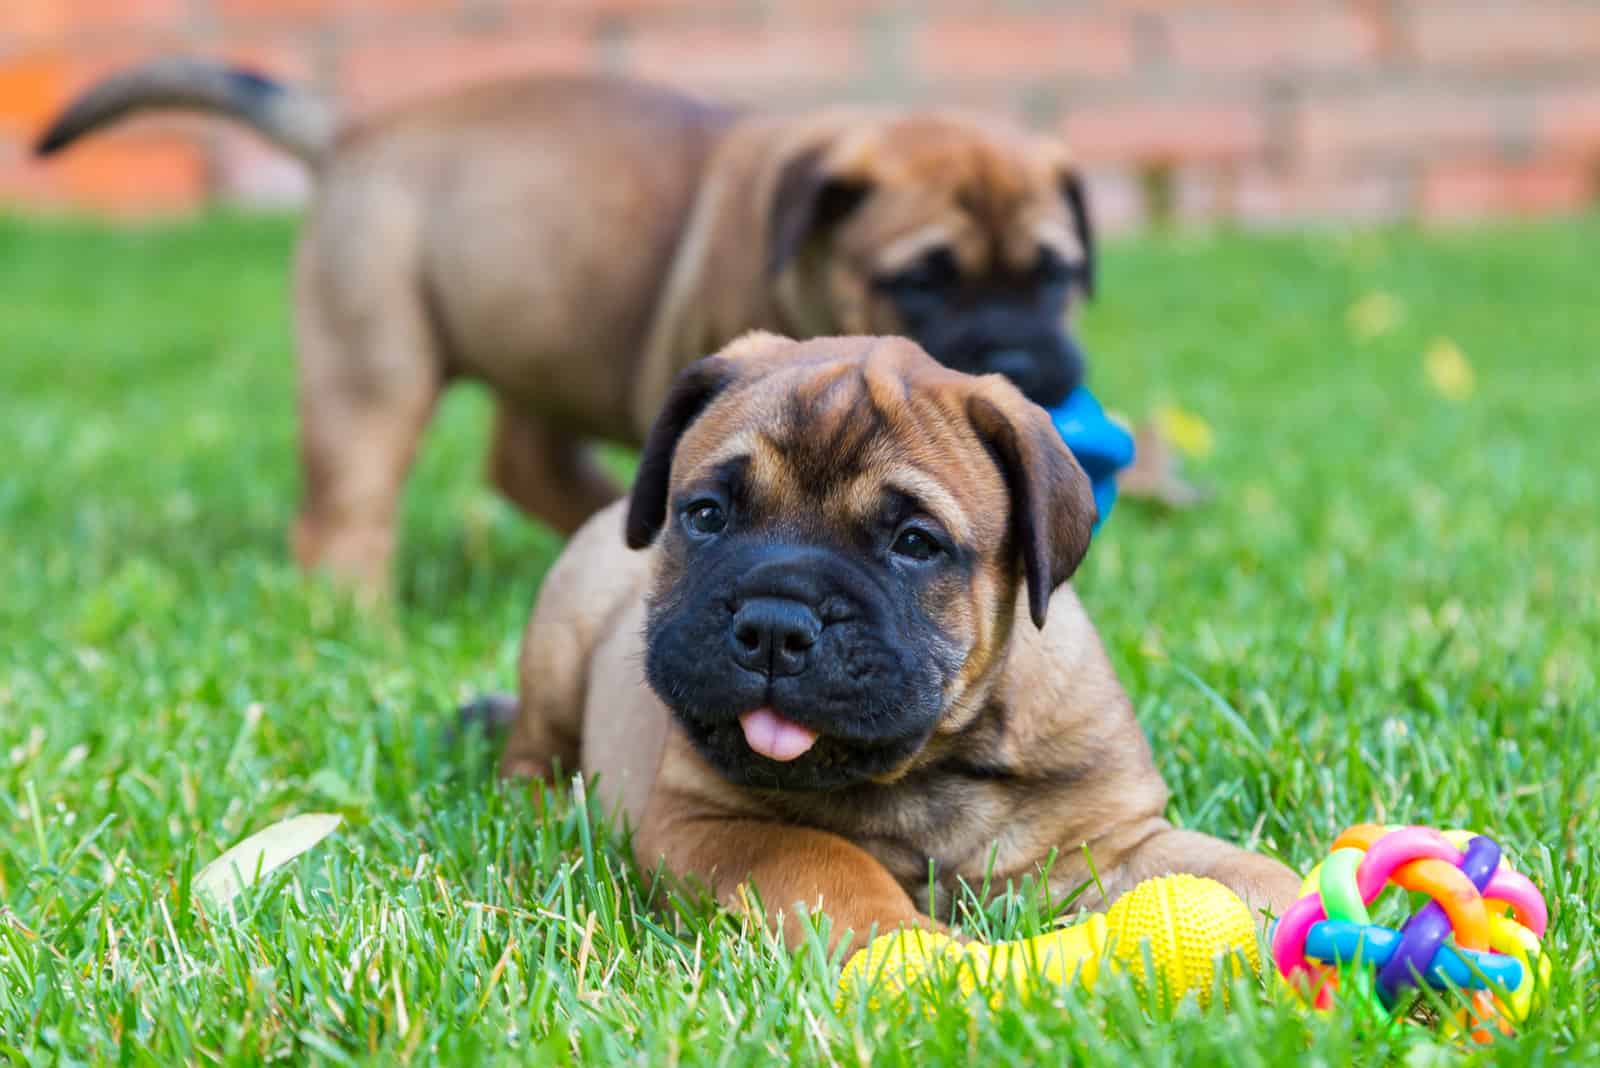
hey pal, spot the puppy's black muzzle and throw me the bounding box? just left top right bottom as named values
left=981, top=347, right=1052, bottom=400
left=912, top=310, right=1085, bottom=408
left=644, top=539, right=947, bottom=790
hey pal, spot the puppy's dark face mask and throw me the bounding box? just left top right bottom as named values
left=624, top=334, right=1096, bottom=793
left=871, top=242, right=1089, bottom=409
left=644, top=464, right=962, bottom=789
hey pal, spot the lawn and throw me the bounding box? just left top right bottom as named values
left=1, top=211, right=1596, bottom=1065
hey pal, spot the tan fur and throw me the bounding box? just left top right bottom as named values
left=502, top=334, right=1300, bottom=954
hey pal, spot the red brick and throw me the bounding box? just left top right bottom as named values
left=0, top=0, right=52, bottom=38
left=214, top=0, right=459, bottom=24
left=1536, top=86, right=1600, bottom=158
left=1126, top=0, right=1316, bottom=6
left=0, top=53, right=72, bottom=133
left=340, top=30, right=601, bottom=113
left=535, top=0, right=747, bottom=15
left=758, top=0, right=900, bottom=14
left=625, top=25, right=862, bottom=96
left=912, top=14, right=1136, bottom=81
left=1164, top=8, right=1382, bottom=75
left=1409, top=2, right=1600, bottom=68
left=1297, top=88, right=1511, bottom=166
left=1, top=130, right=205, bottom=212
left=222, top=0, right=467, bottom=23
left=1060, top=100, right=1266, bottom=165
left=1420, top=158, right=1593, bottom=221
left=1106, top=0, right=1316, bottom=9
left=214, top=0, right=342, bottom=21
left=346, top=0, right=462, bottom=10
left=0, top=0, right=184, bottom=40
left=59, top=139, right=206, bottom=209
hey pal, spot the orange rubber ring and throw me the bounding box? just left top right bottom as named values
left=1391, top=857, right=1489, bottom=950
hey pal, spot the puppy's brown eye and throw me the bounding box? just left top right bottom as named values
left=684, top=501, right=726, bottom=536
left=1034, top=249, right=1077, bottom=286
left=891, top=528, right=941, bottom=561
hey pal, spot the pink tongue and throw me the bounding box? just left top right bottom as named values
left=738, top=708, right=819, bottom=762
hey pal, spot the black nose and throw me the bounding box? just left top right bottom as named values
left=983, top=348, right=1039, bottom=390
left=730, top=598, right=820, bottom=677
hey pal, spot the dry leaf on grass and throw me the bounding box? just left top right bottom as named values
left=194, top=813, right=343, bottom=909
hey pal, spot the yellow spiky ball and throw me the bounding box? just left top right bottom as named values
left=1104, top=873, right=1260, bottom=1005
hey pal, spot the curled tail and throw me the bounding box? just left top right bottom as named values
left=34, top=56, right=335, bottom=167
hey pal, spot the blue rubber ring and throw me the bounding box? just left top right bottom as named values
left=1304, top=921, right=1523, bottom=990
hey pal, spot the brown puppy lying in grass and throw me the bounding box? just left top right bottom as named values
left=488, top=332, right=1299, bottom=951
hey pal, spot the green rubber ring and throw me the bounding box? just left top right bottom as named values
left=1319, top=847, right=1371, bottom=924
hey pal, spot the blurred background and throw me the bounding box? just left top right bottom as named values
left=3, top=0, right=1599, bottom=231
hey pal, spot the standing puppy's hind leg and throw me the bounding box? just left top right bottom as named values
left=488, top=404, right=622, bottom=536
left=290, top=256, right=443, bottom=602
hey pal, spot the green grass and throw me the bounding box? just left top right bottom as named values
left=1, top=210, right=1597, bottom=1064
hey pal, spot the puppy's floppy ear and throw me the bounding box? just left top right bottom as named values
left=967, top=388, right=1097, bottom=627
left=1059, top=170, right=1096, bottom=299
left=768, top=147, right=872, bottom=276
left=625, top=356, right=735, bottom=549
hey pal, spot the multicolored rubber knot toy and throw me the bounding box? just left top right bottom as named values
left=1271, top=823, right=1548, bottom=1040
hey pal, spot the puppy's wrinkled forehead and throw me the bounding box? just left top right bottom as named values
left=672, top=337, right=1009, bottom=546
left=842, top=115, right=1081, bottom=274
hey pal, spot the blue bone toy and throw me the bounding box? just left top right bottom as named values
left=1045, top=387, right=1136, bottom=531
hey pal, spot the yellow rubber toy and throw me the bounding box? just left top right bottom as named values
left=838, top=874, right=1260, bottom=1009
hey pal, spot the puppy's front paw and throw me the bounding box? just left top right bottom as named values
left=456, top=692, right=520, bottom=737
left=500, top=757, right=552, bottom=781
left=1224, top=854, right=1304, bottom=923
left=452, top=693, right=553, bottom=781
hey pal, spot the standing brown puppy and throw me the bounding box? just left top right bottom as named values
left=499, top=332, right=1298, bottom=952
left=38, top=59, right=1097, bottom=596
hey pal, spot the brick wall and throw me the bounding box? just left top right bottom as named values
left=3, top=1, right=1599, bottom=228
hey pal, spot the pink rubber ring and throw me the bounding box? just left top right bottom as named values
left=1271, top=892, right=1327, bottom=980
left=1355, top=826, right=1461, bottom=904
left=1483, top=868, right=1548, bottom=936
